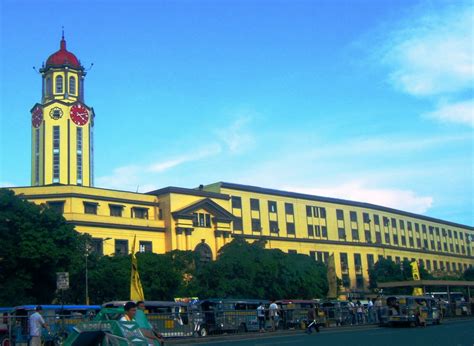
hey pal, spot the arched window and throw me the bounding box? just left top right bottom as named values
left=195, top=242, right=212, bottom=264
left=69, top=76, right=76, bottom=95
left=55, top=75, right=63, bottom=93
left=46, top=77, right=52, bottom=96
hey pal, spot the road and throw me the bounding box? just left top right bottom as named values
left=167, top=319, right=474, bottom=346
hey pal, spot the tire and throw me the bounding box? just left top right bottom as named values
left=237, top=323, right=247, bottom=333
left=1, top=336, right=11, bottom=346
left=199, top=327, right=208, bottom=337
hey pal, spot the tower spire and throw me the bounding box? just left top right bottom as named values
left=60, top=26, right=66, bottom=50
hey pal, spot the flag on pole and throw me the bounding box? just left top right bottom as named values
left=130, top=235, right=145, bottom=301
left=410, top=260, right=423, bottom=296
left=327, top=253, right=338, bottom=299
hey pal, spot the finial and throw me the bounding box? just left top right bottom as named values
left=60, top=26, right=66, bottom=50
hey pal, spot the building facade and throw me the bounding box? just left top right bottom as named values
left=6, top=37, right=474, bottom=295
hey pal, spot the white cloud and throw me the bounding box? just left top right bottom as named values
left=424, top=100, right=474, bottom=127
left=382, top=5, right=473, bottom=97
left=215, top=113, right=256, bottom=154
left=0, top=181, right=16, bottom=187
left=285, top=181, right=433, bottom=214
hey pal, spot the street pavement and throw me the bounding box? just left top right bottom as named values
left=167, top=319, right=474, bottom=346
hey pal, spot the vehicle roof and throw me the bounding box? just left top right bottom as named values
left=0, top=307, right=12, bottom=312
left=102, top=301, right=187, bottom=307
left=276, top=300, right=316, bottom=304
left=197, top=299, right=269, bottom=304
left=13, top=305, right=101, bottom=311
left=385, top=295, right=435, bottom=299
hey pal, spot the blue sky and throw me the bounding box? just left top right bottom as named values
left=0, top=0, right=472, bottom=225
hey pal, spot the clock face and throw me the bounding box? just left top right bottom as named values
left=70, top=104, right=89, bottom=126
left=49, top=107, right=63, bottom=120
left=31, top=106, right=43, bottom=128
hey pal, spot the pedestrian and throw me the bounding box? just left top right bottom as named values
left=347, top=299, right=356, bottom=325
left=356, top=301, right=364, bottom=324
left=367, top=299, right=374, bottom=323
left=257, top=302, right=266, bottom=332
left=29, top=305, right=49, bottom=346
left=136, top=301, right=165, bottom=346
left=375, top=296, right=383, bottom=323
left=268, top=300, right=279, bottom=331
left=120, top=301, right=137, bottom=321
left=305, top=307, right=320, bottom=334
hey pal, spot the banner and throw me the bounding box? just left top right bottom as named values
left=130, top=235, right=145, bottom=301
left=327, top=253, right=338, bottom=298
left=410, top=260, right=423, bottom=296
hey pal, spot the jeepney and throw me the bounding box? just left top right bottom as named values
left=320, top=300, right=352, bottom=326
left=189, top=299, right=268, bottom=337
left=275, top=300, right=325, bottom=329
left=380, top=295, right=441, bottom=327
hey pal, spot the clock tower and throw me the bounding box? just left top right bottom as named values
left=31, top=34, right=94, bottom=186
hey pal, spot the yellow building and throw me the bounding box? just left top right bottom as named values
left=6, top=36, right=474, bottom=295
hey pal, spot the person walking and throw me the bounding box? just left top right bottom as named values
left=268, top=301, right=279, bottom=332
left=29, top=306, right=49, bottom=346
left=305, top=307, right=320, bottom=334
left=257, top=302, right=266, bottom=333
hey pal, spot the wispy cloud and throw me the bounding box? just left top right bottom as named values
left=0, top=181, right=16, bottom=188
left=378, top=3, right=473, bottom=128
left=215, top=112, right=256, bottom=154
left=424, top=100, right=474, bottom=128
left=284, top=181, right=433, bottom=214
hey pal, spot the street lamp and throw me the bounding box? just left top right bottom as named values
left=85, top=237, right=112, bottom=305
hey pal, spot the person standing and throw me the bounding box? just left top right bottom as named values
left=367, top=299, right=374, bottom=323
left=268, top=301, right=279, bottom=332
left=257, top=303, right=266, bottom=333
left=374, top=297, right=383, bottom=323
left=29, top=306, right=49, bottom=346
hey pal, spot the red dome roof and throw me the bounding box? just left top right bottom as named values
left=45, top=36, right=81, bottom=69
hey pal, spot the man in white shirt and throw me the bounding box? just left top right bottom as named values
left=268, top=301, right=279, bottom=331
left=257, top=303, right=266, bottom=332
left=120, top=301, right=138, bottom=322
left=29, top=306, right=49, bottom=346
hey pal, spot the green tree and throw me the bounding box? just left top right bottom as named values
left=0, top=189, right=86, bottom=305
left=462, top=267, right=474, bottom=281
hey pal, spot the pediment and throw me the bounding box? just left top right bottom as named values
left=171, top=198, right=235, bottom=222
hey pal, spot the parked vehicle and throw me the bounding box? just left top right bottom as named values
left=189, top=299, right=268, bottom=336
left=275, top=300, right=324, bottom=329
left=380, top=296, right=441, bottom=327
left=320, top=300, right=352, bottom=326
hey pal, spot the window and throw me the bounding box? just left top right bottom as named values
left=338, top=228, right=346, bottom=240
left=91, top=238, right=103, bottom=255
left=460, top=233, right=464, bottom=240
left=429, top=226, right=434, bottom=235
left=374, top=215, right=380, bottom=225
left=286, top=222, right=295, bottom=235
left=309, top=251, right=316, bottom=260
left=46, top=77, right=52, bottom=95
left=443, top=243, right=448, bottom=251
left=250, top=198, right=260, bottom=211
left=422, top=225, right=427, bottom=234
left=306, top=205, right=312, bottom=217
left=401, top=236, right=407, bottom=246
left=336, top=209, right=344, bottom=220
left=450, top=244, right=454, bottom=252
left=132, top=207, right=148, bottom=219
left=53, top=126, right=60, bottom=183
left=315, top=225, right=321, bottom=237
left=69, top=76, right=76, bottom=94
left=365, top=230, right=372, bottom=242
left=433, top=260, right=438, bottom=270
left=352, top=228, right=359, bottom=241
left=375, top=232, right=382, bottom=244
left=77, top=127, right=83, bottom=184
left=437, top=242, right=442, bottom=251
left=407, top=222, right=412, bottom=231
left=446, top=262, right=451, bottom=272
left=319, top=207, right=326, bottom=218
left=400, top=220, right=405, bottom=230
left=193, top=213, right=211, bottom=228
left=383, top=217, right=389, bottom=226
left=409, top=237, right=414, bottom=247
left=430, top=240, right=435, bottom=249
left=448, top=229, right=452, bottom=237
left=233, top=217, right=243, bottom=231
left=416, top=238, right=421, bottom=247
left=415, top=223, right=420, bottom=232
left=84, top=202, right=98, bottom=215
left=251, top=218, right=261, bottom=232
left=55, top=75, right=63, bottom=93
left=139, top=241, right=152, bottom=253
left=34, top=128, right=40, bottom=185
left=321, top=226, right=327, bottom=238
left=393, top=234, right=398, bottom=245
left=423, top=239, right=428, bottom=249
left=354, top=254, right=362, bottom=271
left=285, top=203, right=294, bottom=214
left=342, top=274, right=350, bottom=288
left=350, top=211, right=357, bottom=222
left=47, top=201, right=65, bottom=214
left=269, top=221, right=279, bottom=233
left=356, top=274, right=364, bottom=289
left=312, top=207, right=319, bottom=217
left=426, top=260, right=431, bottom=271
left=391, top=218, right=397, bottom=228
left=395, top=256, right=400, bottom=264
left=307, top=225, right=314, bottom=237
left=363, top=213, right=370, bottom=223
left=367, top=254, right=375, bottom=269
left=109, top=204, right=123, bottom=217
left=231, top=196, right=242, bottom=209
left=288, top=250, right=297, bottom=254
left=115, top=239, right=128, bottom=256
left=268, top=201, right=277, bottom=213
left=340, top=253, right=348, bottom=271
left=385, top=233, right=391, bottom=244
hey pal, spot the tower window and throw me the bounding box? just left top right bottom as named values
left=77, top=127, right=83, bottom=185
left=69, top=76, right=76, bottom=95
left=46, top=77, right=52, bottom=96
left=55, top=75, right=63, bottom=94
left=52, top=126, right=60, bottom=183
left=34, top=128, right=40, bottom=185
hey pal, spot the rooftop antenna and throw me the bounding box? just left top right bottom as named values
left=136, top=185, right=140, bottom=193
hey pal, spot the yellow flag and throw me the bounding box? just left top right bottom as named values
left=130, top=235, right=145, bottom=301
left=327, top=253, right=338, bottom=299
left=410, top=261, right=423, bottom=296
